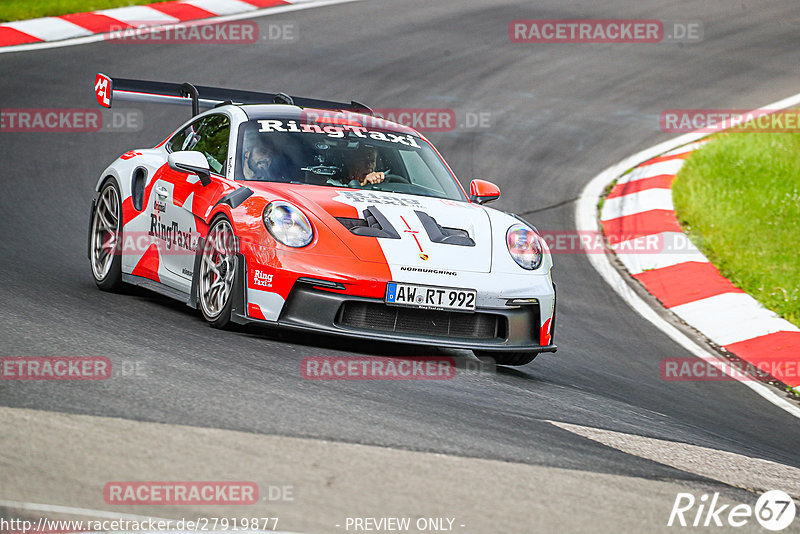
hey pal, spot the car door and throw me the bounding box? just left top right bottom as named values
left=149, top=113, right=235, bottom=288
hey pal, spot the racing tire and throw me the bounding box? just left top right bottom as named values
left=89, top=179, right=123, bottom=292
left=198, top=216, right=238, bottom=329
left=473, top=351, right=538, bottom=366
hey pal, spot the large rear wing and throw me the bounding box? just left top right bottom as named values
left=93, top=73, right=373, bottom=117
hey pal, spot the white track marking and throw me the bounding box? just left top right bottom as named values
left=548, top=421, right=800, bottom=499
left=671, top=293, right=800, bottom=346
left=95, top=6, right=180, bottom=26
left=616, top=158, right=685, bottom=184
left=612, top=232, right=708, bottom=275
left=660, top=141, right=707, bottom=155
left=3, top=17, right=92, bottom=40
left=183, top=0, right=259, bottom=15
left=600, top=188, right=675, bottom=221
left=0, top=0, right=364, bottom=54
left=576, top=93, right=800, bottom=420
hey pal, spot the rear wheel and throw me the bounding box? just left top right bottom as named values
left=89, top=180, right=123, bottom=291
left=198, top=217, right=238, bottom=328
left=473, top=351, right=538, bottom=366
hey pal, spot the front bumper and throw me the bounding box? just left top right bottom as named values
left=227, top=256, right=557, bottom=354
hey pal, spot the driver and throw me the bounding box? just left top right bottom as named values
left=243, top=136, right=283, bottom=181
left=332, top=145, right=385, bottom=187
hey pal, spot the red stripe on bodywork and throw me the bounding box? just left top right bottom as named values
left=121, top=169, right=159, bottom=227
left=725, top=331, right=800, bottom=387
left=540, top=317, right=552, bottom=346
left=411, top=234, right=423, bottom=253
left=248, top=303, right=267, bottom=320
left=639, top=152, right=691, bottom=166
left=601, top=209, right=682, bottom=246
left=633, top=261, right=744, bottom=308
left=0, top=26, right=42, bottom=45
left=131, top=243, right=160, bottom=282
left=59, top=12, right=134, bottom=33
left=147, top=1, right=217, bottom=20
left=122, top=197, right=136, bottom=227
left=291, top=186, right=394, bottom=270
left=607, top=174, right=675, bottom=199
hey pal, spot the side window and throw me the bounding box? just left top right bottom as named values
left=169, top=127, right=189, bottom=153
left=192, top=115, right=230, bottom=175
left=168, top=115, right=230, bottom=175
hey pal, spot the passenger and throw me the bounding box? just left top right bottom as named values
left=243, top=136, right=284, bottom=181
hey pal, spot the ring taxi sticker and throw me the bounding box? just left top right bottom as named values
left=256, top=119, right=421, bottom=147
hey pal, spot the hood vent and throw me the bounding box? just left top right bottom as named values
left=414, top=210, right=475, bottom=247
left=336, top=206, right=400, bottom=239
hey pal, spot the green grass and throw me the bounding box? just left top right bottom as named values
left=672, top=131, right=800, bottom=328
left=0, top=0, right=172, bottom=23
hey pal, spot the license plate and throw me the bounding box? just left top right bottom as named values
left=385, top=282, right=477, bottom=312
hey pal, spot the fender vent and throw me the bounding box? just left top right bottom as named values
left=414, top=210, right=474, bottom=246
left=132, top=168, right=147, bottom=211
left=336, top=205, right=400, bottom=239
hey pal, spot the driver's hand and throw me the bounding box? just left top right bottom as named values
left=360, top=172, right=384, bottom=186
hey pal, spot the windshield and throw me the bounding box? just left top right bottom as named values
left=235, top=118, right=467, bottom=201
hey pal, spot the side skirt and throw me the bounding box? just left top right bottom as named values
left=122, top=273, right=191, bottom=303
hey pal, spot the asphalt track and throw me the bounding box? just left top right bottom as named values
left=1, top=0, right=800, bottom=532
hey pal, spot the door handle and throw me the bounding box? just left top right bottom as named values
left=155, top=185, right=168, bottom=199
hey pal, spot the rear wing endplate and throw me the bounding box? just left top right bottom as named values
left=93, top=73, right=373, bottom=117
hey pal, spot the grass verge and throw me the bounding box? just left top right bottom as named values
left=0, top=1, right=172, bottom=23
left=672, top=131, right=800, bottom=328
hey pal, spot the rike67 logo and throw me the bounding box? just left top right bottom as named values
left=668, top=490, right=796, bottom=530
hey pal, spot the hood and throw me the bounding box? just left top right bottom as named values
left=293, top=187, right=494, bottom=273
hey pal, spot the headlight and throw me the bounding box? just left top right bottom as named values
left=263, top=201, right=313, bottom=247
left=506, top=223, right=543, bottom=270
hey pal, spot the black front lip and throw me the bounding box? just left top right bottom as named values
left=227, top=258, right=556, bottom=354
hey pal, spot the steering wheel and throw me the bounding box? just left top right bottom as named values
left=383, top=173, right=409, bottom=184
left=361, top=173, right=409, bottom=190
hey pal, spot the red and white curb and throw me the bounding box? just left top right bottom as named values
left=600, top=142, right=800, bottom=389
left=577, top=92, right=800, bottom=418
left=0, top=0, right=343, bottom=49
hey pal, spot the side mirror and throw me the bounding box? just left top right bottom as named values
left=168, top=151, right=211, bottom=186
left=469, top=179, right=501, bottom=204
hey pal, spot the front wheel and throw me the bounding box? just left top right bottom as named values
left=89, top=180, right=123, bottom=291
left=198, top=217, right=238, bottom=328
left=473, top=351, right=538, bottom=366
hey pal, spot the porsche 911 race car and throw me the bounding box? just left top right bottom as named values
left=89, top=74, right=556, bottom=365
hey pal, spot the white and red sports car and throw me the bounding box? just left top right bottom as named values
left=89, top=74, right=556, bottom=365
